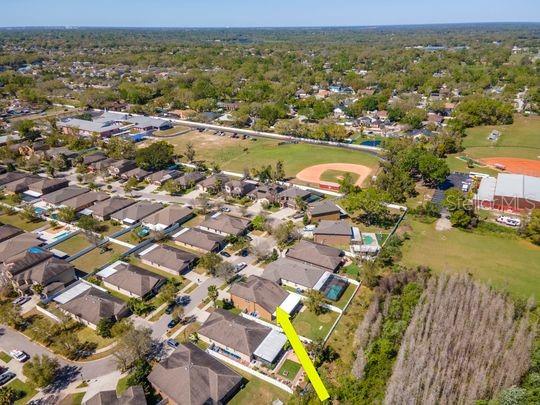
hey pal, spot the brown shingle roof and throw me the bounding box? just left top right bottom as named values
left=308, top=200, right=341, bottom=216
left=174, top=228, right=226, bottom=252
left=0, top=224, right=23, bottom=243
left=286, top=240, right=343, bottom=270
left=148, top=343, right=241, bottom=405
left=89, top=197, right=136, bottom=219
left=83, top=385, right=146, bottom=405
left=100, top=262, right=165, bottom=297
left=313, top=220, right=352, bottom=236
left=199, top=213, right=250, bottom=236
left=229, top=275, right=288, bottom=315
left=42, top=186, right=89, bottom=205
left=198, top=309, right=270, bottom=357
left=61, top=191, right=109, bottom=212
left=0, top=233, right=42, bottom=263
left=139, top=244, right=197, bottom=274
left=142, top=205, right=193, bottom=228
left=111, top=201, right=163, bottom=223
left=263, top=257, right=327, bottom=289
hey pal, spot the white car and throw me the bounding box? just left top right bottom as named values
left=12, top=295, right=31, bottom=306
left=496, top=216, right=521, bottom=227
left=235, top=262, right=247, bottom=272
left=9, top=350, right=29, bottom=362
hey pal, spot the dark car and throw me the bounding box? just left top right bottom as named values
left=220, top=251, right=231, bottom=258
left=0, top=371, right=15, bottom=386
left=165, top=304, right=176, bottom=315
left=176, top=296, right=190, bottom=306
left=167, top=319, right=179, bottom=329
left=240, top=249, right=249, bottom=257
left=166, top=339, right=179, bottom=348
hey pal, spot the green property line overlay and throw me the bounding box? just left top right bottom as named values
left=276, top=307, right=330, bottom=401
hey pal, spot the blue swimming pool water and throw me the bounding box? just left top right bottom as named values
left=53, top=231, right=70, bottom=240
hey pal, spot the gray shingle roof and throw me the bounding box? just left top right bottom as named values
left=313, top=220, right=352, bottom=236
left=198, top=309, right=271, bottom=357
left=148, top=343, right=241, bottom=405
left=89, top=197, right=136, bottom=218
left=83, top=385, right=146, bottom=405
left=199, top=213, right=250, bottom=236
left=42, top=186, right=89, bottom=205
left=100, top=262, right=165, bottom=297
left=111, top=201, right=164, bottom=223
left=142, top=205, right=193, bottom=228
left=0, top=233, right=42, bottom=263
left=286, top=240, right=343, bottom=270
left=174, top=228, right=226, bottom=252
left=263, top=257, right=327, bottom=289
left=61, top=191, right=109, bottom=212
left=308, top=200, right=341, bottom=216
left=139, top=244, right=197, bottom=274
left=229, top=275, right=288, bottom=315
left=0, top=224, right=23, bottom=243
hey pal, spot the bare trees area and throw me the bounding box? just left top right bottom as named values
left=384, top=274, right=536, bottom=405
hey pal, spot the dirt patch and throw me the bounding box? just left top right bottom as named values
left=435, top=217, right=452, bottom=231
left=296, top=163, right=373, bottom=187
left=480, top=157, right=540, bottom=177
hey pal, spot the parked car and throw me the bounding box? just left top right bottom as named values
left=496, top=216, right=521, bottom=227
left=220, top=251, right=231, bottom=258
left=239, top=249, right=249, bottom=257
left=165, top=304, right=176, bottom=315
left=167, top=319, right=179, bottom=329
left=176, top=296, right=190, bottom=306
left=235, top=262, right=247, bottom=272
left=166, top=339, right=179, bottom=348
left=12, top=296, right=31, bottom=306
left=0, top=371, right=15, bottom=386
left=220, top=207, right=231, bottom=212
left=9, top=350, right=28, bottom=362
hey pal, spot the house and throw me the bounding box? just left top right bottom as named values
left=176, top=171, right=206, bottom=189
left=141, top=205, right=194, bottom=231
left=148, top=343, right=242, bottom=405
left=83, top=386, right=146, bottom=405
left=108, top=160, right=137, bottom=177
left=229, top=275, right=301, bottom=321
left=475, top=173, right=540, bottom=211
left=0, top=224, right=23, bottom=243
left=173, top=228, right=226, bottom=253
left=27, top=177, right=69, bottom=197
left=96, top=261, right=165, bottom=299
left=1, top=249, right=76, bottom=296
left=61, top=191, right=109, bottom=213
left=120, top=167, right=150, bottom=182
left=89, top=157, right=118, bottom=173
left=199, top=213, right=251, bottom=236
left=110, top=201, right=164, bottom=225
left=81, top=151, right=107, bottom=166
left=224, top=179, right=257, bottom=197
left=198, top=309, right=287, bottom=365
left=87, top=197, right=136, bottom=220
left=313, top=220, right=354, bottom=247
left=197, top=173, right=229, bottom=193
left=3, top=175, right=43, bottom=194
left=307, top=200, right=342, bottom=222
left=56, top=283, right=129, bottom=329
left=0, top=233, right=43, bottom=263
left=247, top=183, right=286, bottom=204
left=148, top=169, right=182, bottom=186
left=57, top=117, right=124, bottom=137
left=286, top=240, right=344, bottom=271
left=277, top=187, right=312, bottom=209
left=263, top=257, right=329, bottom=290
left=139, top=244, right=198, bottom=276
left=42, top=186, right=89, bottom=206
left=126, top=116, right=172, bottom=132
left=0, top=172, right=27, bottom=187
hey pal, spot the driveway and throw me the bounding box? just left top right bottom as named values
left=269, top=207, right=296, bottom=220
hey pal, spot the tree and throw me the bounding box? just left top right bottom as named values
left=252, top=214, right=267, bottom=231
left=0, top=386, right=22, bottom=404
left=123, top=176, right=139, bottom=195
left=159, top=281, right=180, bottom=305
left=114, top=325, right=153, bottom=372
left=171, top=306, right=184, bottom=322
left=215, top=262, right=236, bottom=281
left=0, top=302, right=25, bottom=330
left=57, top=206, right=76, bottom=223
left=207, top=285, right=218, bottom=305
left=453, top=97, right=513, bottom=127
left=418, top=153, right=449, bottom=186
left=523, top=209, right=540, bottom=245
left=273, top=221, right=300, bottom=247
left=106, top=137, right=136, bottom=160
left=199, top=252, right=223, bottom=274
left=185, top=142, right=196, bottom=162
left=127, top=298, right=153, bottom=316
left=96, top=317, right=115, bottom=338
left=77, top=216, right=100, bottom=232
left=16, top=120, right=40, bottom=141
left=19, top=205, right=38, bottom=223
left=306, top=289, right=325, bottom=315
left=135, top=141, right=174, bottom=171
left=443, top=189, right=476, bottom=228
left=343, top=187, right=391, bottom=226
left=275, top=160, right=285, bottom=181
left=338, top=172, right=357, bottom=194
left=23, top=355, right=59, bottom=388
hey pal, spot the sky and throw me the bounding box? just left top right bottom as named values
left=1, top=0, right=539, bottom=28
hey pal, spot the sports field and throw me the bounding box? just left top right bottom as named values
left=461, top=115, right=540, bottom=160
left=400, top=219, right=540, bottom=299
left=161, top=131, right=380, bottom=177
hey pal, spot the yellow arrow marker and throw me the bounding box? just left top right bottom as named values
left=276, top=307, right=329, bottom=402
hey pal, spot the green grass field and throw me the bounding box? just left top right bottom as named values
left=277, top=359, right=302, bottom=381
left=71, top=243, right=128, bottom=273
left=320, top=169, right=360, bottom=184
left=163, top=131, right=380, bottom=177
left=0, top=213, right=48, bottom=232
left=7, top=378, right=37, bottom=405
left=292, top=308, right=339, bottom=341
left=53, top=234, right=92, bottom=256
left=0, top=351, right=11, bottom=363
left=228, top=365, right=290, bottom=405
left=461, top=115, right=540, bottom=160
left=400, top=219, right=540, bottom=299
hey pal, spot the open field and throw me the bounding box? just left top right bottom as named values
left=71, top=243, right=128, bottom=273
left=461, top=115, right=540, bottom=160
left=297, top=163, right=372, bottom=187
left=292, top=308, right=339, bottom=341
left=400, top=219, right=540, bottom=299
left=160, top=131, right=380, bottom=177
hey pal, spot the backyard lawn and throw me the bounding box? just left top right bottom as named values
left=71, top=243, right=128, bottom=273
left=228, top=365, right=290, bottom=405
left=7, top=378, right=37, bottom=405
left=277, top=359, right=302, bottom=381
left=97, top=220, right=124, bottom=237
left=292, top=308, right=339, bottom=341
left=163, top=131, right=380, bottom=176
left=460, top=115, right=540, bottom=160
left=0, top=213, right=48, bottom=232
left=331, top=282, right=357, bottom=310
left=400, top=219, right=540, bottom=299
left=53, top=233, right=92, bottom=256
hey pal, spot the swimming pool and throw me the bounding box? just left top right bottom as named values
left=363, top=234, right=375, bottom=245
left=53, top=231, right=71, bottom=240
left=321, top=276, right=349, bottom=301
